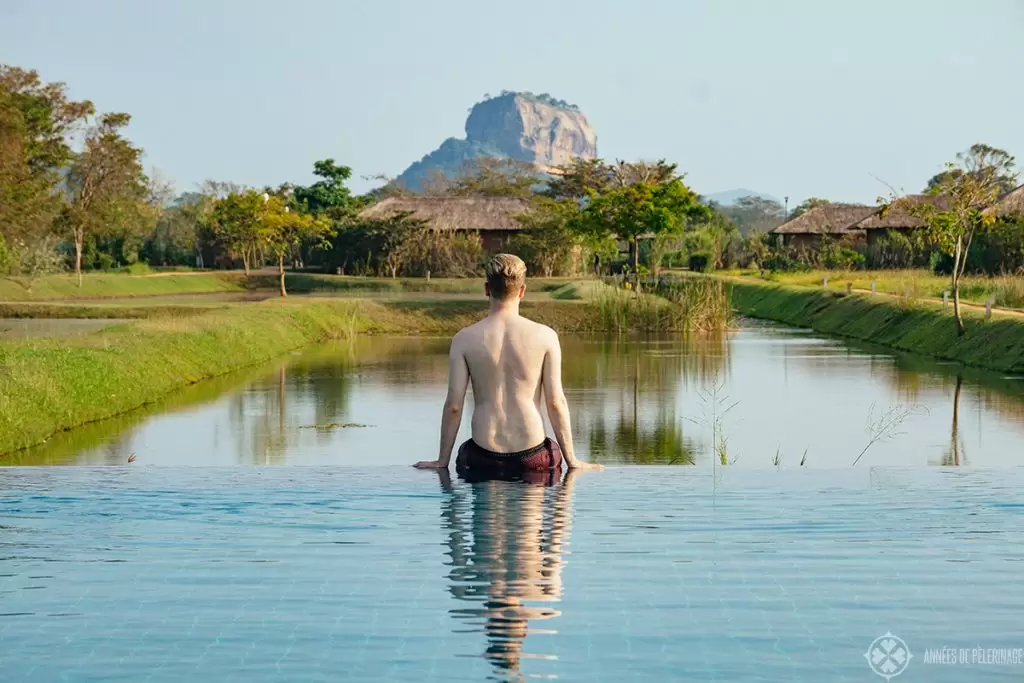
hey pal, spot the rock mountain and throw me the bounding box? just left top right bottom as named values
left=396, top=92, right=598, bottom=190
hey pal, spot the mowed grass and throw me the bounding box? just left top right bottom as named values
left=728, top=280, right=1024, bottom=373
left=0, top=272, right=246, bottom=300
left=728, top=269, right=1024, bottom=310
left=0, top=270, right=594, bottom=302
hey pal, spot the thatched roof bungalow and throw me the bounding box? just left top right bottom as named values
left=984, top=184, right=1024, bottom=219
left=852, top=194, right=949, bottom=245
left=770, top=204, right=876, bottom=247
left=771, top=197, right=955, bottom=247
left=358, top=196, right=530, bottom=251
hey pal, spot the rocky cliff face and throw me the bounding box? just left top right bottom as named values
left=397, top=92, right=597, bottom=190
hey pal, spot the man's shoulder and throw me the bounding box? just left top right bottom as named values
left=518, top=317, right=558, bottom=343
left=451, top=320, right=489, bottom=346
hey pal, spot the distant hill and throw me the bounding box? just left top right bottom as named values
left=396, top=91, right=598, bottom=191
left=705, top=189, right=781, bottom=206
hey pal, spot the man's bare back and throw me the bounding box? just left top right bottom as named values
left=458, top=313, right=550, bottom=452
left=413, top=254, right=601, bottom=473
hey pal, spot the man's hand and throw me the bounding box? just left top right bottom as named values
left=413, top=460, right=448, bottom=469
left=568, top=461, right=604, bottom=472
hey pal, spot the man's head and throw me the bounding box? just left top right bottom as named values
left=484, top=253, right=527, bottom=302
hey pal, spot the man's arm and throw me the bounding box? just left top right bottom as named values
left=542, top=330, right=603, bottom=471
left=414, top=334, right=469, bottom=469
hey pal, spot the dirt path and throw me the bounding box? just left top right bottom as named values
left=846, top=286, right=1024, bottom=319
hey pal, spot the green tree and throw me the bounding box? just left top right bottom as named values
left=924, top=145, right=1017, bottom=196
left=509, top=197, right=582, bottom=276
left=0, top=65, right=93, bottom=242
left=685, top=210, right=741, bottom=270
left=576, top=175, right=710, bottom=273
left=293, top=159, right=354, bottom=219
left=648, top=232, right=684, bottom=275
left=210, top=190, right=266, bottom=274
left=788, top=197, right=830, bottom=219
left=545, top=158, right=614, bottom=199
left=10, top=234, right=65, bottom=291
left=449, top=157, right=539, bottom=198
left=259, top=196, right=334, bottom=296
left=719, top=196, right=785, bottom=235
left=900, top=143, right=1017, bottom=335
left=61, top=113, right=149, bottom=284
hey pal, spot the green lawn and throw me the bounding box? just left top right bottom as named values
left=0, top=270, right=596, bottom=303
left=0, top=272, right=245, bottom=300
left=724, top=269, right=1024, bottom=310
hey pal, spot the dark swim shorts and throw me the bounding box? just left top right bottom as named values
left=455, top=438, right=563, bottom=480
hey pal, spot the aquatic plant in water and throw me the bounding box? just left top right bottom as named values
left=850, top=402, right=924, bottom=466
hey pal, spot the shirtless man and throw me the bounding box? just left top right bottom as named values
left=413, top=254, right=602, bottom=474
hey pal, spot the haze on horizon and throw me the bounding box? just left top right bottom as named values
left=2, top=0, right=1021, bottom=204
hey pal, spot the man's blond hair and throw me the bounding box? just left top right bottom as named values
left=485, top=253, right=527, bottom=300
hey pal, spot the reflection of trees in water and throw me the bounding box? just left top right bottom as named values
left=560, top=334, right=728, bottom=392
left=320, top=336, right=451, bottom=387
left=438, top=469, right=575, bottom=682
left=864, top=348, right=1024, bottom=426
left=587, top=406, right=696, bottom=464
left=941, top=375, right=965, bottom=467
left=881, top=356, right=1024, bottom=466
left=226, top=338, right=451, bottom=464
left=229, top=348, right=359, bottom=463
left=560, top=336, right=718, bottom=465
left=230, top=367, right=297, bottom=465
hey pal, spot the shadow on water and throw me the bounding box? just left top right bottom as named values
left=437, top=468, right=578, bottom=682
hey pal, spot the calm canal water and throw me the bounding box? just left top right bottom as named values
left=7, top=321, right=1024, bottom=468
left=3, top=322, right=1024, bottom=682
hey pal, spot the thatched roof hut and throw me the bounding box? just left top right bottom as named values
left=853, top=194, right=949, bottom=232
left=358, top=196, right=531, bottom=232
left=984, top=184, right=1024, bottom=218
left=771, top=204, right=876, bottom=244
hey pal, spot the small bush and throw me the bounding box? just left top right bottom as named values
left=931, top=251, right=952, bottom=275
left=819, top=237, right=866, bottom=270
left=761, top=250, right=808, bottom=273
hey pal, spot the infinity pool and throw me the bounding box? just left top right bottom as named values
left=2, top=467, right=1022, bottom=682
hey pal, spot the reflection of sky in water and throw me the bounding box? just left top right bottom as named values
left=15, top=324, right=1024, bottom=467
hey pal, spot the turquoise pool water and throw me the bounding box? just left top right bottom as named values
left=2, top=466, right=1022, bottom=681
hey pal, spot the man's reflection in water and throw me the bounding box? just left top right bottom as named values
left=437, top=468, right=578, bottom=681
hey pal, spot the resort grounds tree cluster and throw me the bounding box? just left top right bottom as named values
left=0, top=62, right=743, bottom=284
left=3, top=62, right=1021, bottom=307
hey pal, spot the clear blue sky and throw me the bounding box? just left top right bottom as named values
left=2, top=0, right=1022, bottom=204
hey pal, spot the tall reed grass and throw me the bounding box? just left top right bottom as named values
left=595, top=278, right=732, bottom=332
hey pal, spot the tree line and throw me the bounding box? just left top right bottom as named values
left=4, top=63, right=1020, bottom=308
left=0, top=65, right=334, bottom=293
left=0, top=63, right=731, bottom=291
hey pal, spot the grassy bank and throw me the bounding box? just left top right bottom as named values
left=728, top=280, right=1024, bottom=373
left=724, top=269, right=1024, bottom=310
